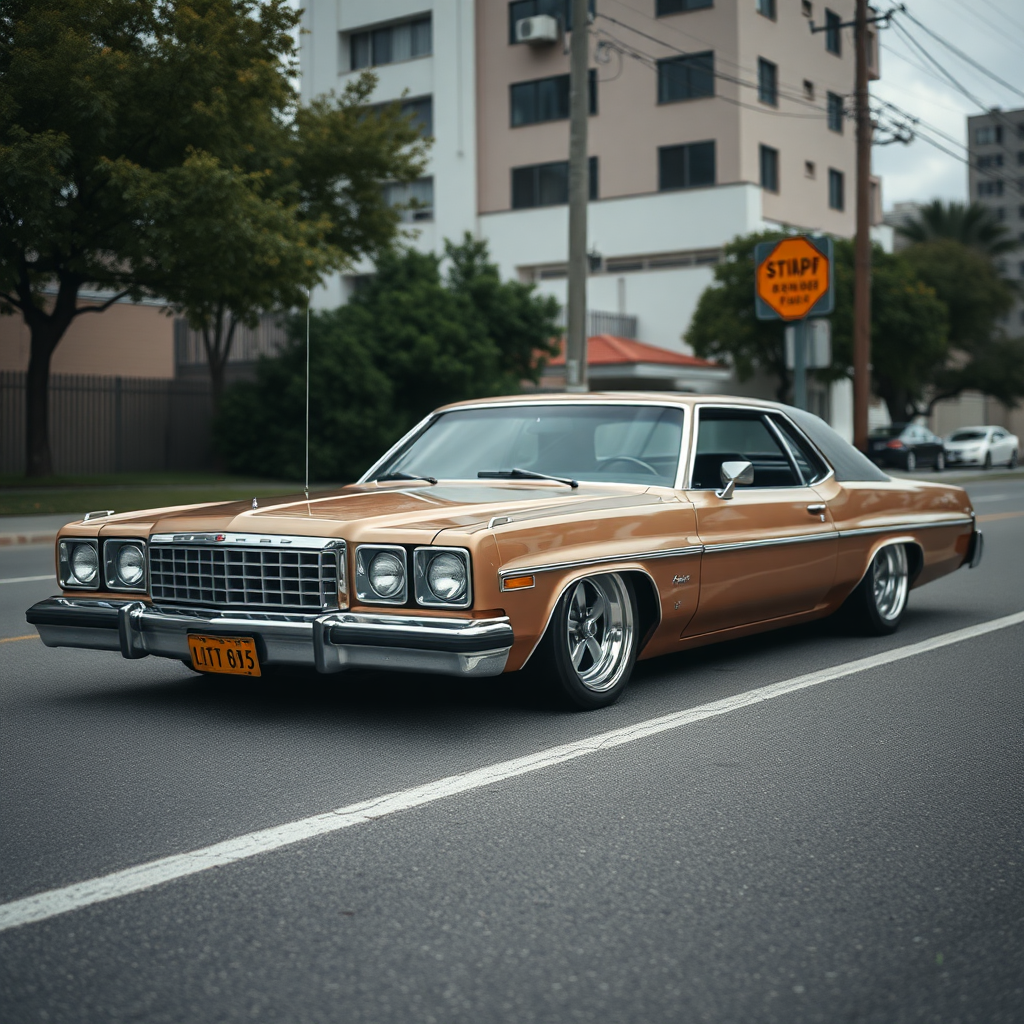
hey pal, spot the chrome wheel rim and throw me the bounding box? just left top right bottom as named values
left=872, top=544, right=908, bottom=623
left=564, top=575, right=633, bottom=692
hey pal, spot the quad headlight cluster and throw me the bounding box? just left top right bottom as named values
left=58, top=538, right=147, bottom=592
left=355, top=545, right=471, bottom=608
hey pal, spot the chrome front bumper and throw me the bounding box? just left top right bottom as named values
left=26, top=598, right=514, bottom=678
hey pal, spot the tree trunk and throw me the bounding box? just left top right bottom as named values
left=23, top=276, right=82, bottom=478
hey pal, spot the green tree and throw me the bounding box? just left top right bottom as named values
left=0, top=0, right=425, bottom=475
left=895, top=200, right=1018, bottom=258
left=685, top=232, right=948, bottom=421
left=215, top=237, right=562, bottom=482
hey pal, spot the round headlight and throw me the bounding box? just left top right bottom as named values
left=71, top=543, right=99, bottom=585
left=426, top=553, right=467, bottom=602
left=116, top=543, right=145, bottom=586
left=368, top=551, right=405, bottom=599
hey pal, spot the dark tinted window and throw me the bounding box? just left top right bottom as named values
left=511, top=157, right=598, bottom=208
left=691, top=409, right=800, bottom=489
left=760, top=144, right=779, bottom=192
left=659, top=141, right=716, bottom=190
left=510, top=70, right=596, bottom=126
left=657, top=52, right=714, bottom=103
left=785, top=407, right=890, bottom=482
left=657, top=0, right=714, bottom=13
left=771, top=415, right=828, bottom=483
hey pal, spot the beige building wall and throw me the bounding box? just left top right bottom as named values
left=475, top=0, right=857, bottom=233
left=0, top=300, right=175, bottom=379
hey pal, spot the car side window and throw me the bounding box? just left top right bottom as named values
left=770, top=415, right=829, bottom=484
left=690, top=410, right=801, bottom=489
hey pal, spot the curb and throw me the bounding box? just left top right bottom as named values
left=0, top=533, right=57, bottom=548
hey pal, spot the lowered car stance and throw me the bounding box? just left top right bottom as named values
left=28, top=395, right=982, bottom=710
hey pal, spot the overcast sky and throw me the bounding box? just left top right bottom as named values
left=871, top=0, right=1024, bottom=210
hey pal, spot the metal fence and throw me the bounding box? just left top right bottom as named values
left=1, top=372, right=214, bottom=475
left=554, top=309, right=639, bottom=340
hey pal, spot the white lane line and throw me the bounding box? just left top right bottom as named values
left=971, top=494, right=1012, bottom=503
left=2, top=609, right=1022, bottom=934
left=0, top=575, right=53, bottom=585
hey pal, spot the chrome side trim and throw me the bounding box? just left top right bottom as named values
left=498, top=545, right=703, bottom=580
left=837, top=517, right=973, bottom=538
left=149, top=533, right=339, bottom=549
left=702, top=532, right=835, bottom=554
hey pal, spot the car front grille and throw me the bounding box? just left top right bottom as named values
left=149, top=544, right=341, bottom=611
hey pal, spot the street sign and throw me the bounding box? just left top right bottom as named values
left=754, top=235, right=834, bottom=321
left=785, top=319, right=832, bottom=369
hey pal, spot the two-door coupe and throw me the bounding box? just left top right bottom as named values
left=28, top=394, right=982, bottom=709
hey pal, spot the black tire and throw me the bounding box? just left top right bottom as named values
left=905, top=450, right=916, bottom=473
left=535, top=573, right=638, bottom=710
left=935, top=451, right=945, bottom=472
left=1011, top=449, right=1019, bottom=469
left=843, top=544, right=910, bottom=636
left=984, top=452, right=992, bottom=470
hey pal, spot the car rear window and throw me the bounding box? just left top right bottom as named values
left=784, top=407, right=890, bottom=482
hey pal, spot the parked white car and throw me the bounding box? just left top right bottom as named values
left=943, top=426, right=1019, bottom=469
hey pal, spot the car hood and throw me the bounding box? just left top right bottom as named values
left=88, top=480, right=668, bottom=540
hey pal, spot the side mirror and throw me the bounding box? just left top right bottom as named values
left=716, top=460, right=754, bottom=500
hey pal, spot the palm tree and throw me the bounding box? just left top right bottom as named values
left=896, top=200, right=1018, bottom=258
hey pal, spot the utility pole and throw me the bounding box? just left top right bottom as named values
left=565, top=0, right=589, bottom=393
left=853, top=0, right=871, bottom=451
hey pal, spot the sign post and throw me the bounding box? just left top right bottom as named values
left=754, top=235, right=833, bottom=411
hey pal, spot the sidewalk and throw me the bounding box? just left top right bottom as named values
left=0, top=514, right=82, bottom=547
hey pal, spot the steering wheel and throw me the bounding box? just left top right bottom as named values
left=596, top=455, right=660, bottom=476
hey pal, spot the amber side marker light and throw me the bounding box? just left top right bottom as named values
left=501, top=575, right=536, bottom=592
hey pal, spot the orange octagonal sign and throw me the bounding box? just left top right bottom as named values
left=755, top=235, right=833, bottom=321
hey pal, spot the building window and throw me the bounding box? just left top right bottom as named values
left=757, top=0, right=776, bottom=20
left=978, top=180, right=1005, bottom=197
left=825, top=9, right=841, bottom=55
left=350, top=16, right=431, bottom=70
left=656, top=0, right=714, bottom=14
left=511, top=70, right=596, bottom=127
left=760, top=145, right=779, bottom=192
left=805, top=160, right=816, bottom=178
left=829, top=168, right=844, bottom=210
left=978, top=153, right=1004, bottom=169
left=803, top=79, right=815, bottom=100
left=995, top=207, right=1006, bottom=220
left=827, top=92, right=844, bottom=133
left=758, top=58, right=778, bottom=106
left=382, top=178, right=434, bottom=222
left=369, top=96, right=433, bottom=137
left=657, top=52, right=715, bottom=103
left=1019, top=151, right=1024, bottom=165
left=1019, top=205, right=1024, bottom=218
left=511, top=157, right=598, bottom=209
left=659, top=141, right=716, bottom=191
left=975, top=125, right=1003, bottom=145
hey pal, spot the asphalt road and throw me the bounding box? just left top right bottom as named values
left=1, top=479, right=1022, bottom=1023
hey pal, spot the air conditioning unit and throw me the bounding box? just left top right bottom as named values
left=514, top=14, right=559, bottom=45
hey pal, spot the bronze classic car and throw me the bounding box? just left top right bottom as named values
left=28, top=394, right=982, bottom=709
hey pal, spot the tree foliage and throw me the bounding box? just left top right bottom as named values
left=215, top=237, right=562, bottom=482
left=0, top=0, right=426, bottom=474
left=895, top=200, right=1019, bottom=258
left=684, top=231, right=948, bottom=420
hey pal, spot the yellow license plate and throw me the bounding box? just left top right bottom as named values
left=188, top=634, right=261, bottom=677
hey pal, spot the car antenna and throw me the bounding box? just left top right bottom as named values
left=304, top=284, right=311, bottom=509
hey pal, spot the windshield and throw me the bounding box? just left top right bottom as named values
left=949, top=429, right=987, bottom=442
left=372, top=405, right=686, bottom=487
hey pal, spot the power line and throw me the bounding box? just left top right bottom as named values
left=898, top=5, right=1024, bottom=101
left=975, top=0, right=1024, bottom=38
left=877, top=41, right=982, bottom=114
left=926, top=0, right=1024, bottom=60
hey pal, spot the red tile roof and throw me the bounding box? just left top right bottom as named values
left=548, top=335, right=722, bottom=369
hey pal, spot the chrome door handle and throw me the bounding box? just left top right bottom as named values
left=807, top=503, right=827, bottom=522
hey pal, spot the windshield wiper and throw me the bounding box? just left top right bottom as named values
left=478, top=468, right=578, bottom=489
left=376, top=471, right=437, bottom=485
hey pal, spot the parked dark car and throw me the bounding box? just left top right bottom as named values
left=868, top=423, right=945, bottom=472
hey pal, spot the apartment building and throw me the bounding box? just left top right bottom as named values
left=967, top=107, right=1024, bottom=332
left=300, top=0, right=869, bottom=358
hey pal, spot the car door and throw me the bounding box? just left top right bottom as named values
left=991, top=429, right=1010, bottom=464
left=682, top=406, right=838, bottom=637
